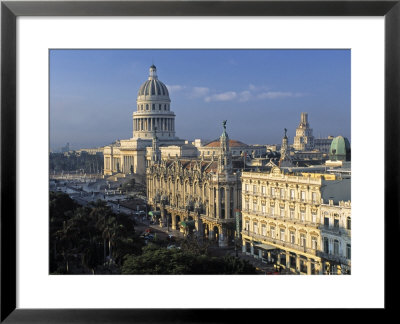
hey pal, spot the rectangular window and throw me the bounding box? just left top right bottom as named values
left=301, top=211, right=305, bottom=222
left=245, top=221, right=249, bottom=231
left=245, top=184, right=249, bottom=192
left=312, top=212, right=317, bottom=223
left=334, top=218, right=339, bottom=228
left=245, top=202, right=249, bottom=211
left=334, top=240, right=339, bottom=255
left=270, top=207, right=274, bottom=216
left=253, top=185, right=257, bottom=194
left=253, top=222, right=258, bottom=234
left=280, top=229, right=285, bottom=241
left=324, top=216, right=330, bottom=227
left=261, top=205, right=266, bottom=214
left=312, top=237, right=317, bottom=249
left=271, top=187, right=275, bottom=196
left=290, top=232, right=295, bottom=244
left=312, top=192, right=317, bottom=203
left=290, top=189, right=295, bottom=200
left=253, top=203, right=257, bottom=212
left=301, top=191, right=306, bottom=202
left=280, top=188, right=285, bottom=199
left=262, top=186, right=266, bottom=195
left=280, top=208, right=285, bottom=217
left=324, top=238, right=329, bottom=253
left=347, top=217, right=351, bottom=230
left=290, top=209, right=294, bottom=219
left=270, top=227, right=275, bottom=238
left=300, top=234, right=306, bottom=247
left=346, top=244, right=351, bottom=259
left=262, top=224, right=267, bottom=236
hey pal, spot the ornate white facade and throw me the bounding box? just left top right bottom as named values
left=146, top=123, right=241, bottom=247
left=241, top=167, right=351, bottom=274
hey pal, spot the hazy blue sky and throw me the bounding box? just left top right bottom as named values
left=50, top=49, right=350, bottom=151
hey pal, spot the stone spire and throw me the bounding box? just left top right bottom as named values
left=218, top=120, right=232, bottom=173
left=151, top=127, right=161, bottom=164
left=279, top=128, right=293, bottom=167
left=280, top=128, right=288, bottom=159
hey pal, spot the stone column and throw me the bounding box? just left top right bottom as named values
left=160, top=208, right=165, bottom=227
left=307, top=258, right=312, bottom=275
left=225, top=187, right=230, bottom=219
left=286, top=253, right=290, bottom=270
left=216, top=188, right=220, bottom=219
left=318, top=262, right=323, bottom=274
left=219, top=226, right=227, bottom=247
left=171, top=214, right=176, bottom=230
left=296, top=255, right=300, bottom=273
left=242, top=242, right=246, bottom=253
left=277, top=252, right=281, bottom=266
left=250, top=243, right=254, bottom=255
left=267, top=251, right=271, bottom=262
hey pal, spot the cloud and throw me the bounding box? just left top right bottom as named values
left=190, top=87, right=210, bottom=98
left=238, top=90, right=252, bottom=102
left=204, top=91, right=237, bottom=102
left=167, top=85, right=186, bottom=93
left=257, top=91, right=305, bottom=99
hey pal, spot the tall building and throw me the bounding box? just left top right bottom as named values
left=146, top=122, right=242, bottom=247
left=241, top=167, right=351, bottom=274
left=293, top=112, right=314, bottom=151
left=103, top=65, right=185, bottom=176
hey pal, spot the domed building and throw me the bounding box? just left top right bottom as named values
left=133, top=65, right=177, bottom=140
left=329, top=136, right=351, bottom=161
left=103, top=65, right=184, bottom=176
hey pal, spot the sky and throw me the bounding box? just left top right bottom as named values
left=50, top=49, right=350, bottom=151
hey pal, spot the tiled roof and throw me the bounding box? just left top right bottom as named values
left=204, top=139, right=248, bottom=148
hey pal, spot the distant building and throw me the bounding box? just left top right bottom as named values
left=293, top=112, right=314, bottom=151
left=314, top=136, right=334, bottom=153
left=60, top=142, right=70, bottom=153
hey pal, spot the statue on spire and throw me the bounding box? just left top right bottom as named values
left=223, top=120, right=227, bottom=131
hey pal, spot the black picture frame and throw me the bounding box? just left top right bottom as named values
left=1, top=0, right=398, bottom=322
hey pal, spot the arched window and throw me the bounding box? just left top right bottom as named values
left=146, top=104, right=149, bottom=110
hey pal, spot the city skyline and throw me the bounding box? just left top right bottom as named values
left=50, top=49, right=351, bottom=151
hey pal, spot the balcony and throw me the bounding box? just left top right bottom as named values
left=241, top=231, right=318, bottom=256
left=318, top=251, right=350, bottom=265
